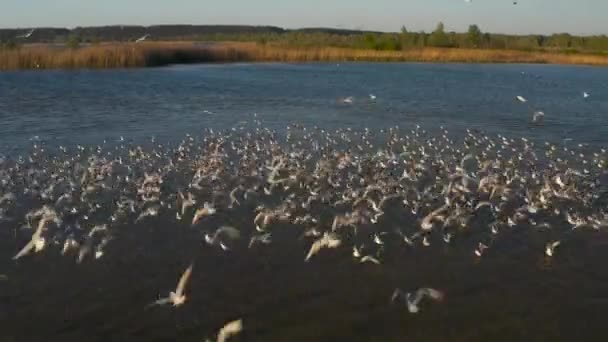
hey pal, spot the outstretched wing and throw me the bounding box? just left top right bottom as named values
left=217, top=319, right=243, bottom=342
left=419, top=287, right=444, bottom=302
left=175, top=264, right=194, bottom=297
left=13, top=240, right=35, bottom=260
left=217, top=226, right=241, bottom=240
left=148, top=296, right=172, bottom=307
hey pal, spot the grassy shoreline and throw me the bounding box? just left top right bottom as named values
left=1, top=42, right=608, bottom=70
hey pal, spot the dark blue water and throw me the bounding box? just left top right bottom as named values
left=1, top=63, right=607, bottom=153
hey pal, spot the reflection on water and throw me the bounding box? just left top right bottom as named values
left=0, top=63, right=608, bottom=341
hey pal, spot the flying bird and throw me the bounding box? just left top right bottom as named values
left=204, top=226, right=241, bottom=251
left=150, top=263, right=194, bottom=307
left=516, top=95, right=527, bottom=103
left=532, top=111, right=545, bottom=123
left=16, top=29, right=35, bottom=39
left=192, top=202, right=217, bottom=225
left=135, top=34, right=150, bottom=43
left=216, top=319, right=243, bottom=342
left=305, top=232, right=342, bottom=261
left=392, top=287, right=445, bottom=313
left=545, top=240, right=560, bottom=257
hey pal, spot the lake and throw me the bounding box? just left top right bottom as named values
left=1, top=63, right=607, bottom=152
left=0, top=63, right=607, bottom=342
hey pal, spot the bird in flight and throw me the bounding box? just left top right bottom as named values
left=136, top=34, right=150, bottom=43
left=16, top=29, right=35, bottom=39
left=149, top=263, right=194, bottom=307
left=392, top=287, right=445, bottom=313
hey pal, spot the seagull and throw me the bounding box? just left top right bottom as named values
left=532, top=111, right=545, bottom=123
left=369, top=94, right=377, bottom=100
left=216, top=319, right=243, bottom=342
left=360, top=255, right=381, bottom=265
left=352, top=245, right=362, bottom=258
left=192, top=202, right=217, bottom=225
left=305, top=232, right=342, bottom=261
left=516, top=95, right=527, bottom=103
left=545, top=240, right=560, bottom=257
left=13, top=217, right=49, bottom=260
left=135, top=34, right=150, bottom=43
left=583, top=91, right=590, bottom=98
left=474, top=242, right=489, bottom=257
left=422, top=236, right=431, bottom=247
left=248, top=233, right=272, bottom=248
left=150, top=263, right=193, bottom=307
left=204, top=226, right=241, bottom=251
left=16, top=29, right=35, bottom=39
left=392, top=287, right=445, bottom=313
left=342, top=96, right=354, bottom=104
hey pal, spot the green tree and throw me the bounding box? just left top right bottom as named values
left=363, top=33, right=377, bottom=49
left=66, top=34, right=81, bottom=49
left=467, top=25, right=482, bottom=48
left=2, top=39, right=20, bottom=50
left=428, top=22, right=450, bottom=47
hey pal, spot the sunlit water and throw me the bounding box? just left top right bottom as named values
left=1, top=63, right=608, bottom=342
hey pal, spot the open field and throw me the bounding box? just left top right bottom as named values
left=1, top=41, right=608, bottom=70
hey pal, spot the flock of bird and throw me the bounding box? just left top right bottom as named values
left=1, top=121, right=607, bottom=339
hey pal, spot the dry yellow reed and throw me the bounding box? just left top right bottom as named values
left=1, top=42, right=607, bottom=70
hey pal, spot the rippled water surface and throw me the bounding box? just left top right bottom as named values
left=1, top=63, right=608, bottom=151
left=1, top=63, right=608, bottom=342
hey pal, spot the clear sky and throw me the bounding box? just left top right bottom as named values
left=2, top=0, right=607, bottom=35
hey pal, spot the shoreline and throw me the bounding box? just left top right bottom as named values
left=2, top=42, right=608, bottom=70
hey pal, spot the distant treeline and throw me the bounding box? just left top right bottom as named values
left=1, top=24, right=608, bottom=54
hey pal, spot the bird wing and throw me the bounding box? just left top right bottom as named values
left=175, top=264, right=193, bottom=297
left=360, top=255, right=381, bottom=264
left=305, top=238, right=325, bottom=261
left=13, top=239, right=35, bottom=260
left=149, top=296, right=172, bottom=307
left=216, top=319, right=243, bottom=342
left=391, top=288, right=405, bottom=302
left=419, top=287, right=444, bottom=301
left=217, top=226, right=241, bottom=240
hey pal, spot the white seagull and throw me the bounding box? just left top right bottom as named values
left=135, top=34, right=150, bottom=43
left=532, top=111, right=545, bottom=123
left=545, top=240, right=560, bottom=257
left=17, top=29, right=35, bottom=39
left=192, top=202, right=217, bottom=225
left=150, top=263, right=194, bottom=307
left=204, top=226, right=241, bottom=251
left=216, top=319, right=243, bottom=342
left=516, top=95, right=527, bottom=103
left=392, top=287, right=445, bottom=313
left=342, top=96, right=354, bottom=104
left=305, top=232, right=342, bottom=261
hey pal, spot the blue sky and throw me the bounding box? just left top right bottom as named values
left=3, top=0, right=607, bottom=35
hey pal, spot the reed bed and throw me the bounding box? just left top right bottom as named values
left=1, top=42, right=607, bottom=70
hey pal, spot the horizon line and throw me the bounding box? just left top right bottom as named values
left=1, top=23, right=606, bottom=37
